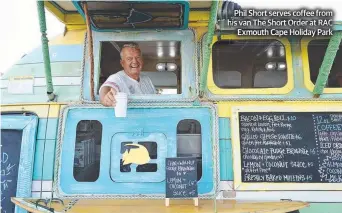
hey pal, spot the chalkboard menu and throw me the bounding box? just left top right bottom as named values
left=239, top=112, right=342, bottom=183
left=166, top=157, right=198, bottom=198
left=1, top=130, right=23, bottom=213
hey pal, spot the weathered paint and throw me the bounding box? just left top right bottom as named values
left=218, top=118, right=233, bottom=181
left=16, top=45, right=83, bottom=64
left=33, top=140, right=45, bottom=180
left=58, top=107, right=216, bottom=196
left=42, top=139, right=57, bottom=180
left=3, top=62, right=81, bottom=78
left=1, top=85, right=80, bottom=104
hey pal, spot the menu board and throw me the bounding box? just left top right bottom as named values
left=166, top=157, right=198, bottom=198
left=239, top=112, right=342, bottom=183
left=1, top=130, right=23, bottom=213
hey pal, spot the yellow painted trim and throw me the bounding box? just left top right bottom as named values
left=1, top=105, right=49, bottom=118
left=207, top=35, right=294, bottom=95
left=66, top=25, right=87, bottom=31
left=48, top=105, right=60, bottom=118
left=12, top=197, right=308, bottom=213
left=65, top=14, right=85, bottom=25
left=231, top=105, right=342, bottom=191
left=45, top=2, right=84, bottom=25
left=189, top=23, right=209, bottom=27
left=49, top=29, right=86, bottom=45
left=194, top=27, right=208, bottom=41
left=189, top=11, right=209, bottom=22
left=301, top=37, right=342, bottom=94
left=217, top=101, right=342, bottom=117
left=45, top=1, right=65, bottom=23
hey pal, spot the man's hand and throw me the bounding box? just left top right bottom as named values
left=100, top=87, right=117, bottom=107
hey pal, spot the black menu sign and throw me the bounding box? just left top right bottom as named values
left=239, top=112, right=342, bottom=183
left=1, top=130, right=23, bottom=213
left=166, top=157, right=198, bottom=198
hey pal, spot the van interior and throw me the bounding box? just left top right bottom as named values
left=99, top=41, right=181, bottom=94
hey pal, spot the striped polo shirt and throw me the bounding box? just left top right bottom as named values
left=99, top=70, right=156, bottom=95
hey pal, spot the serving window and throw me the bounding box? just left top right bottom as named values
left=207, top=35, right=293, bottom=95
left=99, top=41, right=181, bottom=95
left=73, top=120, right=102, bottom=182
left=82, top=30, right=196, bottom=101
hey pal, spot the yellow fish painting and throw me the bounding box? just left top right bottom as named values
left=122, top=144, right=151, bottom=165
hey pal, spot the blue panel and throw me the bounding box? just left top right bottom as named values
left=46, top=119, right=58, bottom=140
left=226, top=139, right=233, bottom=180
left=219, top=118, right=233, bottom=181
left=59, top=107, right=215, bottom=195
left=42, top=140, right=57, bottom=180
left=37, top=119, right=47, bottom=140
left=1, top=115, right=38, bottom=213
left=16, top=45, right=83, bottom=64
left=33, top=140, right=45, bottom=180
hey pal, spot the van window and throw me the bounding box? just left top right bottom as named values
left=308, top=40, right=342, bottom=88
left=120, top=141, right=158, bottom=172
left=177, top=119, right=202, bottom=181
left=212, top=39, right=288, bottom=88
left=99, top=41, right=181, bottom=94
left=73, top=120, right=102, bottom=182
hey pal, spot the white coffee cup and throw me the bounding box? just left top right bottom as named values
left=114, top=92, right=128, bottom=117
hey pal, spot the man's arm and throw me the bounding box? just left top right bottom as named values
left=100, top=86, right=117, bottom=107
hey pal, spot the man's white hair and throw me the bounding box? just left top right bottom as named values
left=120, top=43, right=142, bottom=59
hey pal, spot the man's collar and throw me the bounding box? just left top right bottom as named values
left=123, top=70, right=140, bottom=82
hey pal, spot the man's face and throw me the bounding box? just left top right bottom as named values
left=120, top=47, right=143, bottom=78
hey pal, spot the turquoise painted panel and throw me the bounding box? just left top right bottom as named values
left=2, top=62, right=81, bottom=79
left=16, top=45, right=83, bottom=64
left=333, top=25, right=342, bottom=30
left=1, top=85, right=80, bottom=104
left=1, top=115, right=38, bottom=213
left=59, top=107, right=215, bottom=195
left=219, top=118, right=233, bottom=180
left=301, top=203, right=342, bottom=213
left=46, top=119, right=58, bottom=140
left=37, top=119, right=47, bottom=140
left=42, top=140, right=57, bottom=180
left=219, top=139, right=227, bottom=180
left=226, top=139, right=233, bottom=180
left=33, top=140, right=45, bottom=180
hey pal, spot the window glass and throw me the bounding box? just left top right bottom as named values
left=99, top=41, right=181, bottom=94
left=212, top=39, right=288, bottom=88
left=308, top=40, right=342, bottom=88
left=120, top=141, right=158, bottom=173
left=177, top=119, right=202, bottom=181
left=73, top=120, right=102, bottom=182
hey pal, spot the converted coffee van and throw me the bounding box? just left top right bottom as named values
left=1, top=1, right=342, bottom=212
